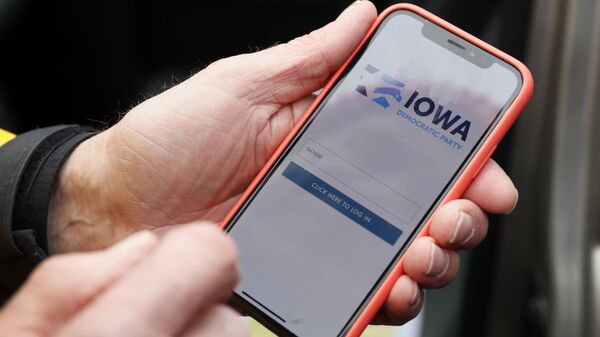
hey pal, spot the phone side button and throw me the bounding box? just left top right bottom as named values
left=472, top=145, right=498, bottom=179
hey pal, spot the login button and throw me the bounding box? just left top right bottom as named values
left=282, top=161, right=402, bottom=245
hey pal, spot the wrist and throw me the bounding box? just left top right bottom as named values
left=47, top=132, right=121, bottom=253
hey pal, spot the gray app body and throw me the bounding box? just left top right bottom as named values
left=228, top=11, right=520, bottom=337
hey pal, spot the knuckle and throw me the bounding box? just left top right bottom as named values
left=204, top=56, right=237, bottom=74
left=290, top=28, right=325, bottom=53
left=288, top=32, right=319, bottom=57
left=203, top=54, right=254, bottom=80
left=276, top=31, right=331, bottom=81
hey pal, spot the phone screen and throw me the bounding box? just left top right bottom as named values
left=226, top=10, right=521, bottom=337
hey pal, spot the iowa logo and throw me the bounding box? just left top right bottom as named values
left=355, top=64, right=405, bottom=109
left=354, top=64, right=471, bottom=142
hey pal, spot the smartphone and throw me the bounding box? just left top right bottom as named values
left=221, top=4, right=533, bottom=337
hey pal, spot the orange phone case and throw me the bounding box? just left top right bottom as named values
left=220, top=3, right=533, bottom=337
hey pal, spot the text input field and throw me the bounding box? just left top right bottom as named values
left=297, top=139, right=420, bottom=224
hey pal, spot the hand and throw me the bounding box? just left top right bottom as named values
left=48, top=0, right=518, bottom=325
left=372, top=159, right=517, bottom=324
left=0, top=225, right=246, bottom=337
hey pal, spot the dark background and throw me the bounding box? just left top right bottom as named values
left=0, top=0, right=531, bottom=132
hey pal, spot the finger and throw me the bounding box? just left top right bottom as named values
left=403, top=237, right=460, bottom=288
left=463, top=159, right=518, bottom=214
left=56, top=224, right=239, bottom=337
left=0, top=231, right=158, bottom=336
left=372, top=275, right=423, bottom=325
left=429, top=199, right=489, bottom=250
left=203, top=0, right=377, bottom=105
left=180, top=305, right=248, bottom=337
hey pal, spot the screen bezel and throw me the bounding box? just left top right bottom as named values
left=224, top=9, right=524, bottom=337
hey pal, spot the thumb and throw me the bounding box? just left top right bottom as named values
left=0, top=231, right=158, bottom=336
left=204, top=0, right=377, bottom=105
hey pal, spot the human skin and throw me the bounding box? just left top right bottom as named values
left=0, top=225, right=247, bottom=337
left=47, top=0, right=518, bottom=325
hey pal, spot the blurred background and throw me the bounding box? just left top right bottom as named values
left=1, top=0, right=598, bottom=336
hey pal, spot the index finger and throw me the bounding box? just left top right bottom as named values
left=463, top=159, right=518, bottom=214
left=56, top=224, right=239, bottom=337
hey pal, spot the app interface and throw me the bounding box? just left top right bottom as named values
left=228, top=11, right=520, bottom=337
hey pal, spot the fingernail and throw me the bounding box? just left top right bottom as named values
left=407, top=279, right=421, bottom=308
left=395, top=275, right=421, bottom=309
left=425, top=240, right=450, bottom=278
left=506, top=188, right=519, bottom=214
left=337, top=0, right=362, bottom=19
left=449, top=211, right=475, bottom=245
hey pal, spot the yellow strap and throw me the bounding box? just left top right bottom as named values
left=0, top=129, right=16, bottom=147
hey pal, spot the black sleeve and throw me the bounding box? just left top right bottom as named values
left=0, top=125, right=96, bottom=303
